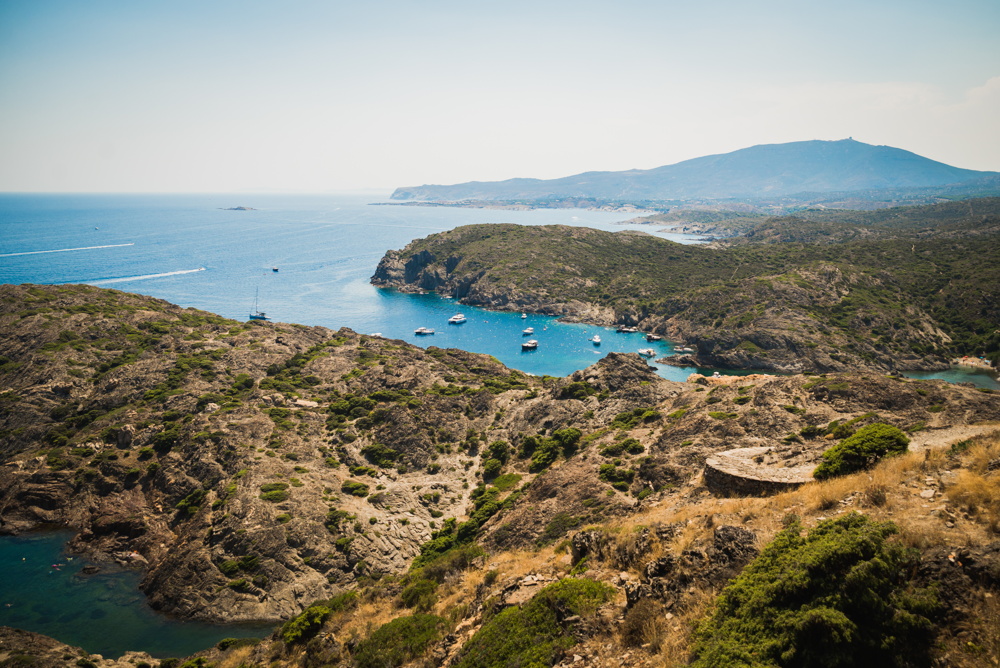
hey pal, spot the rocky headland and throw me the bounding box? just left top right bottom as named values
left=371, top=206, right=1000, bottom=376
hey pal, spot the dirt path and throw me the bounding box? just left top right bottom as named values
left=906, top=424, right=1000, bottom=453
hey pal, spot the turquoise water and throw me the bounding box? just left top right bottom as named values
left=904, top=366, right=999, bottom=390
left=0, top=530, right=273, bottom=658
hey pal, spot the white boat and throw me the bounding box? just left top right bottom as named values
left=675, top=346, right=696, bottom=353
left=591, top=335, right=601, bottom=345
left=522, top=327, right=534, bottom=335
left=521, top=313, right=528, bottom=319
left=645, top=333, right=662, bottom=342
left=638, top=348, right=656, bottom=357
left=248, top=288, right=270, bottom=321
left=414, top=327, right=435, bottom=335
left=448, top=314, right=467, bottom=324
left=522, top=339, right=538, bottom=350
left=616, top=325, right=638, bottom=333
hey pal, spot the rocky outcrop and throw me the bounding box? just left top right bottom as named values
left=703, top=447, right=817, bottom=496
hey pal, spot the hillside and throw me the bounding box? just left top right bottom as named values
left=1, top=286, right=999, bottom=666
left=389, top=139, right=998, bottom=203
left=372, top=200, right=1000, bottom=373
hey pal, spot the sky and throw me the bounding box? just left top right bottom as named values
left=1, top=0, right=998, bottom=193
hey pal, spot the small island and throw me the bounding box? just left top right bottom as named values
left=219, top=206, right=256, bottom=211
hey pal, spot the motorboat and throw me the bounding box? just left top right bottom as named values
left=522, top=339, right=538, bottom=350
left=638, top=348, right=656, bottom=357
left=591, top=335, right=601, bottom=345
left=448, top=314, right=467, bottom=324
left=675, top=346, right=696, bottom=353
left=521, top=313, right=528, bottom=319
left=616, top=325, right=639, bottom=333
left=414, top=327, right=435, bottom=335
left=645, top=333, right=662, bottom=341
left=522, top=327, right=534, bottom=335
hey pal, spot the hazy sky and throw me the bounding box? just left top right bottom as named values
left=1, top=0, right=998, bottom=193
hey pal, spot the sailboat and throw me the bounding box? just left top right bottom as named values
left=249, top=288, right=270, bottom=321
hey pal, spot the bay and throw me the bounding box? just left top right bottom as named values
left=0, top=530, right=272, bottom=659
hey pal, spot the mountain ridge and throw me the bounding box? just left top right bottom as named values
left=390, top=139, right=998, bottom=202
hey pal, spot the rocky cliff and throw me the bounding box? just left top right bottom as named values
left=2, top=285, right=1000, bottom=665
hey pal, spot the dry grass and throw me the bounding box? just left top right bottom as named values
left=332, top=598, right=399, bottom=646
left=247, top=430, right=1000, bottom=667
left=948, top=469, right=1000, bottom=534
left=215, top=645, right=255, bottom=668
left=653, top=587, right=715, bottom=668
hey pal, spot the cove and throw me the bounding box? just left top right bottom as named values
left=0, top=529, right=274, bottom=659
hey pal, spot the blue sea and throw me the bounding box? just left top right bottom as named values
left=0, top=192, right=721, bottom=380
left=2, top=193, right=996, bottom=387
left=1, top=192, right=997, bottom=658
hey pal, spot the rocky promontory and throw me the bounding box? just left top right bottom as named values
left=371, top=218, right=999, bottom=375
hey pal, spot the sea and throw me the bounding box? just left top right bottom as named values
left=0, top=192, right=997, bottom=657
left=0, top=192, right=722, bottom=380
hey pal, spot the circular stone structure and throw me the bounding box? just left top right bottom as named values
left=704, top=447, right=817, bottom=497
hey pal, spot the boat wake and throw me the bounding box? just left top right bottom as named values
left=86, top=267, right=207, bottom=285
left=0, top=243, right=134, bottom=258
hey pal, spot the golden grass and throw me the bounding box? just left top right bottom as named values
left=215, top=645, right=255, bottom=668
left=653, top=587, right=715, bottom=668
left=948, top=469, right=1000, bottom=534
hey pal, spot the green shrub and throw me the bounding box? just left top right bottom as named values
left=216, top=637, right=258, bottom=651
left=341, top=480, right=370, bottom=497
left=281, top=604, right=331, bottom=645
left=491, top=473, right=522, bottom=492
left=454, top=578, right=613, bottom=668
left=259, top=482, right=289, bottom=493
left=400, top=578, right=438, bottom=611
left=353, top=614, right=445, bottom=668
left=814, top=423, right=910, bottom=480
left=537, top=513, right=582, bottom=545
left=482, top=458, right=503, bottom=480
left=175, top=489, right=207, bottom=515
left=690, top=514, right=938, bottom=668
left=259, top=489, right=290, bottom=503
left=529, top=440, right=559, bottom=472
left=559, top=381, right=597, bottom=400
left=361, top=442, right=402, bottom=468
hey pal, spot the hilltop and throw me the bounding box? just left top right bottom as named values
left=390, top=139, right=999, bottom=204
left=1, top=285, right=999, bottom=666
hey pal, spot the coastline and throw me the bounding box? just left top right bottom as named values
left=953, top=356, right=997, bottom=372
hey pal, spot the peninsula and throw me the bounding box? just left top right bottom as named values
left=371, top=198, right=1000, bottom=376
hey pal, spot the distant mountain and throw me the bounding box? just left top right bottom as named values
left=390, top=139, right=998, bottom=202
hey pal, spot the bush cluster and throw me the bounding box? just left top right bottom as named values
left=813, top=423, right=909, bottom=479
left=691, top=513, right=938, bottom=668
